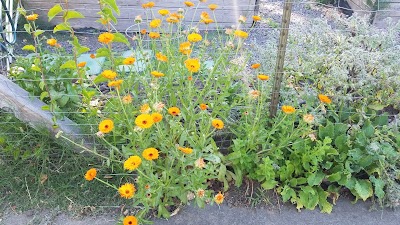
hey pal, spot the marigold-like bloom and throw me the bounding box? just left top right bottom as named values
left=98, top=119, right=114, bottom=133
left=168, top=107, right=180, bottom=116
left=123, top=216, right=138, bottom=225
left=140, top=29, right=147, bottom=35
left=149, top=19, right=162, bottom=28
left=142, top=1, right=155, bottom=8
left=77, top=61, right=87, bottom=68
left=214, top=192, right=224, bottom=204
left=282, top=105, right=296, bottom=114
left=201, top=18, right=214, bottom=24
left=118, top=183, right=136, bottom=199
left=178, top=146, right=193, bottom=154
left=140, top=103, right=151, bottom=113
left=108, top=80, right=123, bottom=89
left=251, top=63, right=260, bottom=69
left=179, top=42, right=192, bottom=55
left=90, top=54, right=96, bottom=59
left=208, top=4, right=218, bottom=10
left=238, top=15, right=247, bottom=23
left=84, top=168, right=97, bottom=181
left=122, top=95, right=133, bottom=104
left=98, top=32, right=114, bottom=44
left=151, top=71, right=165, bottom=78
left=257, top=74, right=269, bottom=81
left=123, top=57, right=136, bottom=65
left=158, top=9, right=170, bottom=16
left=47, top=38, right=57, bottom=46
left=200, top=11, right=210, bottom=20
left=26, top=14, right=39, bottom=21
left=184, top=1, right=195, bottom=7
left=149, top=32, right=160, bottom=39
left=188, top=33, right=202, bottom=42
left=142, top=148, right=159, bottom=160
left=101, top=70, right=117, bottom=80
left=156, top=52, right=168, bottom=62
left=212, top=119, right=224, bottom=129
left=151, top=113, right=163, bottom=123
left=318, top=94, right=332, bottom=104
left=253, top=15, right=261, bottom=21
left=199, top=103, right=208, bottom=110
left=153, top=102, right=165, bottom=111
left=195, top=158, right=206, bottom=169
left=124, top=155, right=142, bottom=171
left=166, top=15, right=180, bottom=23
left=184, top=58, right=200, bottom=73
left=248, top=90, right=260, bottom=99
left=135, top=114, right=154, bottom=128
left=188, top=76, right=193, bottom=81
left=234, top=30, right=249, bottom=39
left=303, top=114, right=315, bottom=124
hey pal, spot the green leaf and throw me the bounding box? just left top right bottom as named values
left=54, top=23, right=70, bottom=33
left=307, top=171, right=325, bottom=186
left=362, top=121, right=375, bottom=138
left=41, top=105, right=50, bottom=111
left=334, top=135, right=348, bottom=152
left=93, top=75, right=108, bottom=84
left=40, top=92, right=49, bottom=100
left=298, top=186, right=319, bottom=210
left=24, top=24, right=31, bottom=33
left=96, top=47, right=111, bottom=57
left=368, top=103, right=385, bottom=111
left=39, top=81, right=45, bottom=90
left=113, top=33, right=130, bottom=46
left=60, top=60, right=76, bottom=69
left=34, top=30, right=45, bottom=37
left=281, top=186, right=296, bottom=202
left=102, top=0, right=120, bottom=15
left=354, top=180, right=373, bottom=201
left=58, top=95, right=69, bottom=107
left=64, top=10, right=85, bottom=21
left=100, top=7, right=117, bottom=23
left=22, top=45, right=36, bottom=51
left=318, top=121, right=334, bottom=140
left=48, top=4, right=63, bottom=22
left=326, top=172, right=341, bottom=182
left=261, top=180, right=277, bottom=190
left=373, top=113, right=388, bottom=126
left=316, top=187, right=333, bottom=213
left=218, top=164, right=227, bottom=182
left=369, top=176, right=385, bottom=200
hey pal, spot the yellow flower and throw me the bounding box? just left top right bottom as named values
left=257, top=74, right=269, bottom=81
left=122, top=95, right=133, bottom=104
left=77, top=62, right=87, bottom=68
left=251, top=63, right=260, bottom=69
left=199, top=0, right=207, bottom=2
left=26, top=14, right=39, bottom=21
left=108, top=80, right=123, bottom=89
left=253, top=15, right=261, bottom=21
left=248, top=90, right=260, bottom=99
left=168, top=107, right=180, bottom=116
left=151, top=71, right=165, bottom=78
left=118, top=183, right=136, bottom=199
left=151, top=113, right=163, bottom=123
left=234, top=30, right=249, bottom=39
left=201, top=18, right=214, bottom=24
left=303, top=114, right=315, bottom=124
left=142, top=148, right=159, bottom=160
left=98, top=119, right=114, bottom=133
left=47, top=38, right=57, bottom=47
left=199, top=103, right=208, bottom=110
left=214, top=192, right=224, bottom=204
left=140, top=103, right=151, bottom=113
left=184, top=1, right=195, bottom=7
left=166, top=15, right=180, bottom=23
left=212, top=119, right=224, bottom=129
left=124, top=155, right=142, bottom=171
left=149, top=19, right=162, bottom=28
left=156, top=52, right=168, bottom=62
left=123, top=216, right=138, bottom=225
left=208, top=4, right=218, bottom=10
left=184, top=58, right=200, bottom=73
left=318, top=94, right=332, bottom=104
left=98, top=32, right=114, bottom=44
left=101, top=70, right=117, bottom=80
left=200, top=12, right=210, bottom=20
left=123, top=57, right=136, bottom=65
left=84, top=168, right=97, bottom=181
left=158, top=9, right=170, bottom=16
left=135, top=114, right=154, bottom=129
left=187, top=33, right=202, bottom=42
left=178, top=146, right=193, bottom=154
left=142, top=1, right=155, bottom=8
left=149, top=32, right=160, bottom=39
left=179, top=42, right=192, bottom=55
left=282, top=105, right=296, bottom=114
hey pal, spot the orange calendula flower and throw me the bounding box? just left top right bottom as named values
left=118, top=183, right=136, bottom=199
left=122, top=95, right=133, bottom=104
left=188, top=76, right=193, bottom=81
left=77, top=61, right=87, bottom=68
left=253, top=15, right=261, bottom=21
left=208, top=4, right=218, bottom=10
left=98, top=119, right=114, bottom=133
left=303, top=114, right=315, bottom=124
left=184, top=1, right=195, bottom=7
left=98, top=32, right=114, bottom=44
left=251, top=63, right=260, bottom=69
left=123, top=216, right=138, bottom=225
left=214, top=192, right=224, bottom=204
left=199, top=103, right=208, bottom=110
left=149, top=19, right=162, bottom=28
left=282, top=105, right=296, bottom=114
left=47, top=38, right=57, bottom=46
left=158, top=9, right=170, bottom=16
left=318, top=94, right=332, bottom=104
left=156, top=52, right=168, bottom=62
left=140, top=103, right=151, bottom=113
left=188, top=33, right=202, bottom=42
left=166, top=15, right=180, bottom=23
left=142, top=148, right=159, bottom=160
left=151, top=71, right=165, bottom=78
left=135, top=114, right=154, bottom=129
left=197, top=189, right=205, bottom=198
left=140, top=29, right=147, bottom=35
left=179, top=42, right=192, bottom=55
left=212, top=119, right=224, bottom=129
left=234, top=30, right=249, bottom=39
left=142, top=1, right=155, bottom=8
left=123, top=57, right=136, bottom=65
left=151, top=112, right=163, bottom=123
left=257, top=74, right=269, bottom=81
left=248, top=90, right=261, bottom=99
left=149, top=32, right=160, bottom=39
left=26, top=14, right=39, bottom=21
left=178, top=146, right=193, bottom=154
left=90, top=54, right=96, bottom=59
left=84, top=168, right=97, bottom=181
left=184, top=58, right=200, bottom=73
left=101, top=70, right=117, bottom=80
left=124, top=155, right=142, bottom=171
left=108, top=79, right=123, bottom=89
left=168, top=107, right=180, bottom=116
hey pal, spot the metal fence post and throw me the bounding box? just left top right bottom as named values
left=269, top=0, right=293, bottom=118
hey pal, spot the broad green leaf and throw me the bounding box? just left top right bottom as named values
left=60, top=60, right=76, bottom=69
left=40, top=92, right=49, bottom=101
left=39, top=81, right=45, bottom=90
left=316, top=187, right=333, bottom=213
left=93, top=74, right=108, bottom=84
left=58, top=95, right=69, bottom=107
left=96, top=47, right=111, bottom=57
left=369, top=176, right=385, bottom=200
left=24, top=24, right=31, bottom=33
left=354, top=180, right=373, bottom=201
left=34, top=30, right=45, bottom=37
left=31, top=65, right=41, bottom=72
left=368, top=103, right=385, bottom=111
left=326, top=172, right=341, bottom=182
left=334, top=135, right=348, bottom=152
left=307, top=171, right=325, bottom=186
left=261, top=180, right=277, bottom=190
left=54, top=23, right=70, bottom=33
left=298, top=186, right=319, bottom=210
left=22, top=45, right=36, bottom=51
left=113, top=33, right=130, bottom=46
left=102, top=0, right=120, bottom=15
left=362, top=121, right=375, bottom=138
left=64, top=10, right=85, bottom=21
left=100, top=7, right=117, bottom=23
left=318, top=121, right=334, bottom=140
left=41, top=105, right=50, bottom=111
left=217, top=164, right=226, bottom=182
left=48, top=4, right=63, bottom=22
left=373, top=113, right=388, bottom=126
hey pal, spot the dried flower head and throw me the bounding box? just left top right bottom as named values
left=135, top=15, right=143, bottom=23
left=303, top=114, right=315, bottom=123
left=197, top=189, right=205, bottom=198
left=195, top=158, right=206, bottom=169
left=248, top=90, right=260, bottom=99
left=153, top=102, right=165, bottom=112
